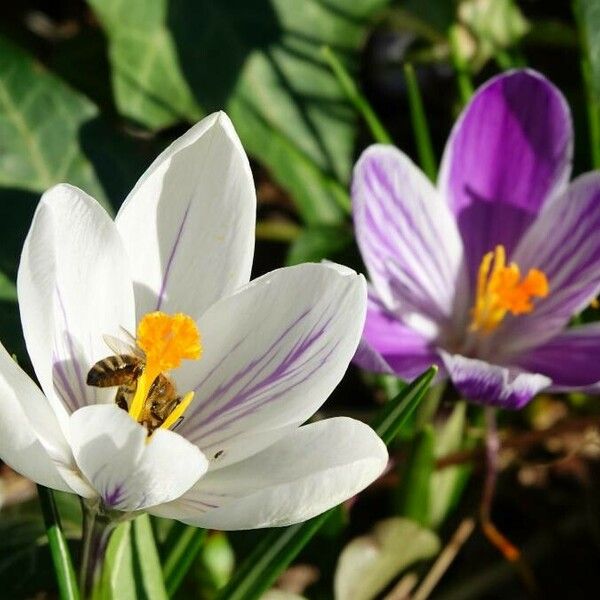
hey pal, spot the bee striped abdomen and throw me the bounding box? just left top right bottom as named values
left=86, top=354, right=143, bottom=388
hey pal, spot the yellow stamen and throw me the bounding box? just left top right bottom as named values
left=129, top=312, right=201, bottom=423
left=160, top=391, right=195, bottom=431
left=470, top=245, right=549, bottom=333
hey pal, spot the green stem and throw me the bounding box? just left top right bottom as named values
left=37, top=486, right=80, bottom=600
left=403, top=63, right=437, bottom=180
left=574, top=0, right=600, bottom=169
left=79, top=499, right=118, bottom=599
left=448, top=25, right=474, bottom=106
left=321, top=45, right=393, bottom=144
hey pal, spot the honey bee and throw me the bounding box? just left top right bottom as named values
left=86, top=332, right=183, bottom=434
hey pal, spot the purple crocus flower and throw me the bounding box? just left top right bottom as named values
left=353, top=69, right=600, bottom=409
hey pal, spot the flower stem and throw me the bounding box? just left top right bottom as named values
left=480, top=407, right=539, bottom=595
left=37, top=486, right=80, bottom=600
left=79, top=499, right=118, bottom=599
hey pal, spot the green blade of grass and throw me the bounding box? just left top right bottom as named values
left=574, top=0, right=600, bottom=169
left=216, top=366, right=437, bottom=600
left=37, top=486, right=80, bottom=600
left=321, top=45, right=393, bottom=145
left=403, top=63, right=438, bottom=181
left=448, top=25, right=475, bottom=106
left=162, top=525, right=207, bottom=597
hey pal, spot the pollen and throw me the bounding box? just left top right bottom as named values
left=137, top=311, right=202, bottom=372
left=129, top=311, right=202, bottom=423
left=470, top=245, right=549, bottom=334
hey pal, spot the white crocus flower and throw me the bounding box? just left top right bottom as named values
left=0, top=112, right=387, bottom=530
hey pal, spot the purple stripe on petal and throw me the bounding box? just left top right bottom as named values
left=104, top=483, right=125, bottom=508
left=440, top=350, right=551, bottom=410
left=497, top=173, right=600, bottom=355
left=184, top=308, right=336, bottom=444
left=156, top=201, right=192, bottom=311
left=439, top=70, right=572, bottom=283
left=52, top=354, right=81, bottom=413
left=55, top=286, right=87, bottom=403
left=352, top=145, right=466, bottom=329
left=354, top=291, right=442, bottom=380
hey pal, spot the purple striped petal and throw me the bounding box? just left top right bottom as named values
left=439, top=70, right=572, bottom=283
left=440, top=351, right=550, bottom=410
left=116, top=112, right=255, bottom=321
left=518, top=324, right=600, bottom=391
left=149, top=417, right=387, bottom=530
left=69, top=405, right=207, bottom=511
left=354, top=292, right=442, bottom=380
left=17, top=185, right=135, bottom=420
left=497, top=173, right=600, bottom=356
left=352, top=145, right=468, bottom=334
left=173, top=263, right=366, bottom=470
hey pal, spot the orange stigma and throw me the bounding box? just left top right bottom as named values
left=129, top=311, right=202, bottom=423
left=470, top=245, right=549, bottom=334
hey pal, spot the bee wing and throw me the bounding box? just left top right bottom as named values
left=102, top=334, right=143, bottom=359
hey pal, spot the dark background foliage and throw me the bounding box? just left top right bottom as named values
left=1, top=1, right=600, bottom=598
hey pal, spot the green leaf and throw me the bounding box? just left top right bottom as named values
left=94, top=523, right=136, bottom=600
left=216, top=367, right=437, bottom=600
left=286, top=225, right=354, bottom=266
left=0, top=270, right=17, bottom=302
left=457, top=0, right=529, bottom=71
left=0, top=35, right=105, bottom=201
left=86, top=0, right=201, bottom=129
left=371, top=367, right=438, bottom=446
left=429, top=401, right=470, bottom=527
left=197, top=532, right=236, bottom=596
left=36, top=486, right=80, bottom=600
left=88, top=0, right=391, bottom=224
left=94, top=515, right=168, bottom=600
left=575, top=0, right=600, bottom=168
left=132, top=514, right=169, bottom=600
left=162, top=524, right=206, bottom=597
left=395, top=425, right=435, bottom=526
left=333, top=518, right=440, bottom=600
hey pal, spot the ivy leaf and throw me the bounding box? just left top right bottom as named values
left=0, top=35, right=105, bottom=201
left=87, top=0, right=391, bottom=224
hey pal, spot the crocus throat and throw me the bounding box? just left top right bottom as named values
left=470, top=245, right=549, bottom=334
left=129, top=311, right=202, bottom=431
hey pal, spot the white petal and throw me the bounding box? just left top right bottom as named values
left=17, top=184, right=135, bottom=423
left=69, top=404, right=208, bottom=511
left=174, top=263, right=367, bottom=469
left=149, top=417, right=387, bottom=530
left=0, top=342, right=74, bottom=492
left=115, top=112, right=256, bottom=320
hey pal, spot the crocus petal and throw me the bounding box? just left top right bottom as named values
left=0, top=342, right=74, bottom=492
left=499, top=173, right=600, bottom=355
left=352, top=145, right=468, bottom=336
left=69, top=405, right=208, bottom=511
left=116, top=112, right=255, bottom=320
left=439, top=70, right=572, bottom=282
left=354, top=292, right=442, bottom=380
left=174, top=263, right=366, bottom=469
left=149, top=417, right=387, bottom=530
left=17, top=185, right=135, bottom=424
left=518, top=324, right=600, bottom=391
left=440, top=351, right=551, bottom=410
